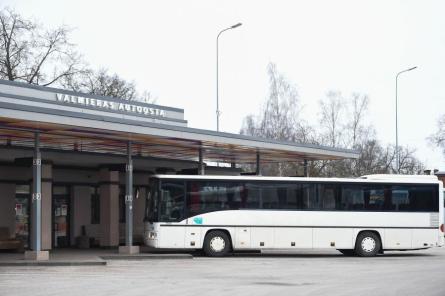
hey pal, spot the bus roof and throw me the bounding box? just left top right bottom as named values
left=150, top=174, right=441, bottom=184
left=360, top=174, right=438, bottom=181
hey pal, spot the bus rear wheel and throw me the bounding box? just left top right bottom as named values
left=355, top=231, right=381, bottom=257
left=203, top=230, right=231, bottom=257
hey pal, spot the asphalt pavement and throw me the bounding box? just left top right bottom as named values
left=0, top=247, right=444, bottom=296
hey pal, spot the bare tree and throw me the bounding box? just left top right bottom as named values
left=429, top=115, right=445, bottom=156
left=308, top=91, right=424, bottom=177
left=63, top=68, right=154, bottom=103
left=240, top=63, right=424, bottom=177
left=346, top=93, right=370, bottom=148
left=318, top=91, right=345, bottom=148
left=0, top=8, right=83, bottom=86
left=397, top=145, right=425, bottom=174
left=355, top=140, right=386, bottom=175
left=242, top=63, right=305, bottom=141
left=240, top=63, right=313, bottom=176
left=342, top=93, right=375, bottom=176
left=313, top=91, right=348, bottom=177
left=241, top=63, right=314, bottom=142
left=139, top=90, right=155, bottom=104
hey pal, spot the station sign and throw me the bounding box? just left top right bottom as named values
left=55, top=93, right=167, bottom=118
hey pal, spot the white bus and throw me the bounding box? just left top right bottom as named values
left=144, top=174, right=444, bottom=257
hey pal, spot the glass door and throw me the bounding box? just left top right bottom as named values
left=53, top=186, right=70, bottom=248
left=15, top=184, right=31, bottom=248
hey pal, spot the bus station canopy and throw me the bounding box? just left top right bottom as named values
left=0, top=80, right=359, bottom=164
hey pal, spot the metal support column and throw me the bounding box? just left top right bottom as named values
left=125, top=141, right=133, bottom=247
left=256, top=151, right=261, bottom=176
left=32, top=132, right=42, bottom=252
left=198, top=148, right=205, bottom=175
left=24, top=132, right=48, bottom=259
left=303, top=159, right=309, bottom=177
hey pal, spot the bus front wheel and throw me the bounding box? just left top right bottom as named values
left=355, top=231, right=381, bottom=257
left=203, top=230, right=231, bottom=257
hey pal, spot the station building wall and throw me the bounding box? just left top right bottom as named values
left=0, top=163, right=154, bottom=250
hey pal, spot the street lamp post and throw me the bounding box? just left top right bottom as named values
left=395, top=66, right=417, bottom=173
left=216, top=22, right=242, bottom=132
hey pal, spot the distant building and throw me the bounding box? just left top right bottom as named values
left=435, top=171, right=445, bottom=184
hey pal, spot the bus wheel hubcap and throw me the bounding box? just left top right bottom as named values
left=210, top=237, right=225, bottom=252
left=361, top=237, right=376, bottom=252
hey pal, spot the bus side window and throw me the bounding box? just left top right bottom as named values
left=301, top=183, right=317, bottom=210
left=261, top=185, right=279, bottom=209
left=391, top=186, right=410, bottom=211
left=409, top=186, right=437, bottom=212
left=364, top=187, right=385, bottom=210
left=319, top=184, right=338, bottom=210
left=340, top=186, right=364, bottom=210
left=244, top=183, right=261, bottom=209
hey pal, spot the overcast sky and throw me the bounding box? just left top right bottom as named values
left=3, top=0, right=445, bottom=169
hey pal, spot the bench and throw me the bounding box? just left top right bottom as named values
left=0, top=227, right=24, bottom=252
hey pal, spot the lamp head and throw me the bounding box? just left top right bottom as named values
left=231, top=23, right=242, bottom=29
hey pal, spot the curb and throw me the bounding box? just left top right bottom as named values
left=0, top=260, right=106, bottom=267
left=100, top=254, right=193, bottom=260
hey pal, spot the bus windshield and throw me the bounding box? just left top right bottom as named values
left=158, top=180, right=185, bottom=222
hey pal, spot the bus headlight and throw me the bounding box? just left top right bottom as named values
left=148, top=231, right=157, bottom=239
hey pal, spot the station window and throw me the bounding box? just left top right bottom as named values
left=15, top=184, right=31, bottom=248
left=91, top=187, right=100, bottom=224
left=119, top=186, right=125, bottom=223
